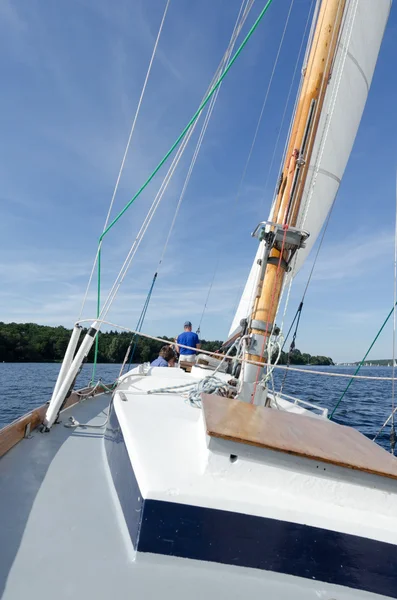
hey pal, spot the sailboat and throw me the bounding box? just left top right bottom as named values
left=1, top=1, right=396, bottom=599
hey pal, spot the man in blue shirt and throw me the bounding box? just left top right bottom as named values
left=176, top=321, right=200, bottom=364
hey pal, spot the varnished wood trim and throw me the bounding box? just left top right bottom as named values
left=202, top=394, right=397, bottom=481
left=0, top=385, right=107, bottom=459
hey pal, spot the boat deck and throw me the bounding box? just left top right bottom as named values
left=0, top=394, right=297, bottom=600
left=0, top=391, right=393, bottom=600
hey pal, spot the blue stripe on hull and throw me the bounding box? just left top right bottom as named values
left=105, top=403, right=397, bottom=598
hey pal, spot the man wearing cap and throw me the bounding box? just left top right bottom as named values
left=175, top=321, right=200, bottom=364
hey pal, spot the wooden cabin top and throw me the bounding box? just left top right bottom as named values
left=201, top=394, right=397, bottom=481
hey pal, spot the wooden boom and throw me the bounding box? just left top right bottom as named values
left=248, top=0, right=346, bottom=365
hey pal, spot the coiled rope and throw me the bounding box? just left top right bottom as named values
left=147, top=340, right=238, bottom=407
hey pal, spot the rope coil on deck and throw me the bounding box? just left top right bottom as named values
left=148, top=340, right=239, bottom=407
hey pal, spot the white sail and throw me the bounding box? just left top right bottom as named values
left=229, top=0, right=391, bottom=337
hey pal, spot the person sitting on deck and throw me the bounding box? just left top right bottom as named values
left=151, top=345, right=176, bottom=367
left=175, top=321, right=200, bottom=364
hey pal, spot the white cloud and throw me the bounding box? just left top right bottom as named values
left=296, top=230, right=393, bottom=285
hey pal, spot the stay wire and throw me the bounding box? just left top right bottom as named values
left=262, top=0, right=315, bottom=215
left=90, top=0, right=267, bottom=381
left=157, top=0, right=255, bottom=272
left=227, top=0, right=313, bottom=334
left=279, top=300, right=303, bottom=394
left=329, top=300, right=397, bottom=421
left=198, top=0, right=297, bottom=333
left=97, top=0, right=275, bottom=246
left=80, top=0, right=171, bottom=320
left=267, top=0, right=350, bottom=383
left=119, top=0, right=256, bottom=350
left=234, top=0, right=295, bottom=205
left=94, top=0, right=275, bottom=327
left=128, top=272, right=158, bottom=369
left=279, top=185, right=339, bottom=383
left=391, top=169, right=397, bottom=453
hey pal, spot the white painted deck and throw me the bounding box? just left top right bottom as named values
left=0, top=384, right=394, bottom=600
left=116, top=369, right=397, bottom=545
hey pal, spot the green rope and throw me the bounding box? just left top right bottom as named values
left=98, top=0, right=274, bottom=243
left=329, top=301, right=397, bottom=420
left=90, top=0, right=275, bottom=382
left=90, top=248, right=102, bottom=384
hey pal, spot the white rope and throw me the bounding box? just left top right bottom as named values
left=234, top=0, right=295, bottom=205
left=94, top=1, right=256, bottom=324
left=76, top=318, right=397, bottom=381
left=147, top=340, right=238, bottom=407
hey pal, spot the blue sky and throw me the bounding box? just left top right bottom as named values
left=0, top=0, right=396, bottom=362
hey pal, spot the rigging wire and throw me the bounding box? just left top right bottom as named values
left=233, top=0, right=295, bottom=206
left=80, top=0, right=171, bottom=320
left=263, top=0, right=356, bottom=382
left=273, top=0, right=361, bottom=401
left=330, top=301, right=397, bottom=421
left=97, top=0, right=275, bottom=246
left=277, top=194, right=338, bottom=368
left=257, top=0, right=337, bottom=382
left=77, top=317, right=397, bottom=382
left=91, top=0, right=275, bottom=342
left=115, top=0, right=256, bottom=365
left=390, top=170, right=397, bottom=453
left=89, top=0, right=261, bottom=381
left=198, top=0, right=309, bottom=333
left=157, top=0, right=255, bottom=271
left=118, top=271, right=158, bottom=377
left=261, top=0, right=315, bottom=212
left=296, top=0, right=358, bottom=232
left=197, top=266, right=218, bottom=335
left=120, top=0, right=255, bottom=375
left=214, top=0, right=314, bottom=332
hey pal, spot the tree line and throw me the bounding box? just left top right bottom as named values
left=0, top=322, right=333, bottom=366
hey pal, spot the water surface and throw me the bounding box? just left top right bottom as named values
left=0, top=362, right=395, bottom=452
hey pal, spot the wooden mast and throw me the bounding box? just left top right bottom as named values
left=247, top=0, right=346, bottom=367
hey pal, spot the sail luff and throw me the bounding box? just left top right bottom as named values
left=229, top=0, right=391, bottom=341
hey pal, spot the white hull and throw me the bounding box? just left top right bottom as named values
left=1, top=366, right=397, bottom=599
left=106, top=365, right=397, bottom=598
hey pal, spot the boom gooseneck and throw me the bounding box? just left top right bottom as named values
left=241, top=0, right=346, bottom=403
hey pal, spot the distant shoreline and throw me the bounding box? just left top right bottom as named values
left=0, top=321, right=334, bottom=366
